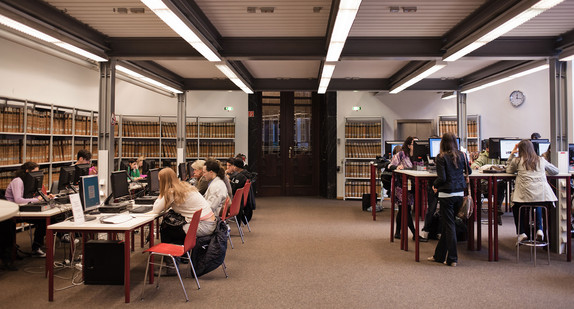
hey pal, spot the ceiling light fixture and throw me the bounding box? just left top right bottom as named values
left=215, top=64, right=253, bottom=94
left=461, top=60, right=548, bottom=94
left=141, top=0, right=221, bottom=62
left=325, top=0, right=362, bottom=62
left=441, top=91, right=456, bottom=100
left=0, top=14, right=107, bottom=62
left=318, top=63, right=336, bottom=94
left=559, top=45, right=574, bottom=62
left=443, top=0, right=565, bottom=62
left=402, top=7, right=417, bottom=13
left=116, top=65, right=183, bottom=94
left=390, top=61, right=447, bottom=94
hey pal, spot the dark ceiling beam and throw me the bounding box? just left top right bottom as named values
left=119, top=60, right=184, bottom=91
left=467, top=37, right=556, bottom=59
left=460, top=60, right=531, bottom=86
left=220, top=37, right=326, bottom=60
left=254, top=79, right=319, bottom=91
left=228, top=60, right=254, bottom=84
left=441, top=0, right=521, bottom=50
left=0, top=0, right=108, bottom=53
left=167, top=0, right=222, bottom=50
left=183, top=79, right=237, bottom=91
left=342, top=37, right=443, bottom=60
left=108, top=37, right=202, bottom=59
left=556, top=28, right=574, bottom=49
left=388, top=61, right=427, bottom=85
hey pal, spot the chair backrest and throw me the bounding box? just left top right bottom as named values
left=242, top=180, right=251, bottom=207
left=228, top=188, right=244, bottom=218
left=183, top=211, right=202, bottom=253
left=220, top=196, right=231, bottom=220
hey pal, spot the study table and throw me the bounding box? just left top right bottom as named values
left=391, top=169, right=572, bottom=262
left=0, top=199, right=19, bottom=221
left=46, top=213, right=157, bottom=303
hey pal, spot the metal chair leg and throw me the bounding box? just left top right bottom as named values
left=170, top=256, right=189, bottom=302
left=186, top=251, right=200, bottom=290
left=141, top=254, right=152, bottom=300
left=235, top=217, right=245, bottom=244
left=222, top=261, right=228, bottom=278
left=243, top=215, right=252, bottom=232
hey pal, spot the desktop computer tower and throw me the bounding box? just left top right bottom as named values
left=84, top=240, right=124, bottom=285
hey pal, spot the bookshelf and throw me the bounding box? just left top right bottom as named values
left=0, top=97, right=98, bottom=190
left=343, top=117, right=383, bottom=200
left=186, top=116, right=235, bottom=160
left=437, top=115, right=481, bottom=153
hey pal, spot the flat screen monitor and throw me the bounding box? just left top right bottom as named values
left=23, top=170, right=44, bottom=199
left=384, top=141, right=402, bottom=158
left=119, top=159, right=129, bottom=172
left=429, top=138, right=461, bottom=159
left=147, top=168, right=160, bottom=194
left=412, top=141, right=429, bottom=163
left=500, top=139, right=521, bottom=160
left=142, top=159, right=156, bottom=175
left=74, top=164, right=91, bottom=185
left=79, top=175, right=100, bottom=213
left=110, top=170, right=130, bottom=200
left=187, top=161, right=195, bottom=178
left=178, top=162, right=187, bottom=181
left=534, top=141, right=550, bottom=156
left=57, top=166, right=76, bottom=191
left=569, top=144, right=574, bottom=165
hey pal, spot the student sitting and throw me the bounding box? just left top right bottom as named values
left=203, top=159, right=229, bottom=216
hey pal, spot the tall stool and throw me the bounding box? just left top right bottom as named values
left=516, top=205, right=550, bottom=266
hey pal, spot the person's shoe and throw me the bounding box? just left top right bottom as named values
left=536, top=230, right=544, bottom=241
left=447, top=262, right=457, bottom=267
left=427, top=256, right=436, bottom=262
left=60, top=234, right=70, bottom=243
left=419, top=236, right=428, bottom=242
left=394, top=233, right=401, bottom=239
left=516, top=233, right=528, bottom=246
left=31, top=248, right=46, bottom=258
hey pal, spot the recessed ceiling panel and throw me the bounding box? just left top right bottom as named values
left=154, top=60, right=226, bottom=78
left=242, top=60, right=321, bottom=79
left=427, top=59, right=499, bottom=79
left=351, top=0, right=487, bottom=37
left=334, top=60, right=409, bottom=79
left=194, top=0, right=332, bottom=37
left=45, top=0, right=177, bottom=37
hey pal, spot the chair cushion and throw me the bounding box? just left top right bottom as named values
left=144, top=243, right=185, bottom=256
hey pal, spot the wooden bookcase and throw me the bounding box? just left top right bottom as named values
left=0, top=97, right=98, bottom=190
left=343, top=117, right=383, bottom=200
left=437, top=115, right=481, bottom=153
left=186, top=116, right=235, bottom=160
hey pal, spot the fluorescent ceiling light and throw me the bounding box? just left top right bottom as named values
left=116, top=65, right=183, bottom=94
left=0, top=14, right=107, bottom=62
left=390, top=61, right=447, bottom=94
left=443, top=0, right=565, bottom=62
left=141, top=0, right=221, bottom=62
left=559, top=46, right=574, bottom=62
left=215, top=64, right=253, bottom=94
left=441, top=91, right=456, bottom=100
left=325, top=0, right=362, bottom=61
left=461, top=61, right=548, bottom=94
left=318, top=63, right=336, bottom=94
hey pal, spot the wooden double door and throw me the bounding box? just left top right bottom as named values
left=258, top=92, right=319, bottom=196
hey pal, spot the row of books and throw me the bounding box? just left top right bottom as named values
left=52, top=140, right=74, bottom=162
left=345, top=162, right=381, bottom=178
left=161, top=142, right=177, bottom=158
left=197, top=141, right=235, bottom=158
left=345, top=122, right=382, bottom=139
left=162, top=122, right=177, bottom=137
left=438, top=120, right=479, bottom=138
left=24, top=140, right=50, bottom=163
left=1, top=106, right=24, bottom=133
left=120, top=141, right=161, bottom=158
left=0, top=140, right=22, bottom=165
left=0, top=139, right=96, bottom=165
left=345, top=141, right=381, bottom=158
left=25, top=109, right=51, bottom=134
left=187, top=122, right=235, bottom=138
left=0, top=107, right=97, bottom=135
left=122, top=121, right=162, bottom=137
left=467, top=140, right=479, bottom=153
left=344, top=180, right=381, bottom=198
left=120, top=121, right=236, bottom=139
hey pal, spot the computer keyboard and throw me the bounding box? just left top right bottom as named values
left=130, top=206, right=154, bottom=213
left=134, top=196, right=157, bottom=205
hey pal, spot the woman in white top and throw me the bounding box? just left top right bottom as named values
left=152, top=168, right=216, bottom=241
left=506, top=139, right=558, bottom=244
left=203, top=159, right=229, bottom=216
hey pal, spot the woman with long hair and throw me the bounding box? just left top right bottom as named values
left=506, top=139, right=558, bottom=244
left=151, top=168, right=216, bottom=243
left=202, top=159, right=229, bottom=216
left=390, top=136, right=417, bottom=240
left=429, top=133, right=471, bottom=267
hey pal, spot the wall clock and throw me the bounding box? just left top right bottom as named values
left=509, top=90, right=525, bottom=107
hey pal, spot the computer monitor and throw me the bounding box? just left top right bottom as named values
left=187, top=161, right=195, bottom=178
left=499, top=139, right=521, bottom=160
left=178, top=162, right=187, bottom=181
left=119, top=159, right=130, bottom=172
left=429, top=138, right=461, bottom=159
left=79, top=175, right=100, bottom=213
left=142, top=159, right=156, bottom=175
left=147, top=168, right=160, bottom=194
left=57, top=166, right=76, bottom=192
left=412, top=141, right=429, bottom=163
left=569, top=144, right=574, bottom=165
left=74, top=164, right=91, bottom=185
left=533, top=141, right=550, bottom=156
left=23, top=170, right=44, bottom=199
left=384, top=141, right=402, bottom=158
left=110, top=170, right=130, bottom=200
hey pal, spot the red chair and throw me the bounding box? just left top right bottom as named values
left=241, top=180, right=252, bottom=232
left=225, top=188, right=244, bottom=246
left=141, top=211, right=201, bottom=302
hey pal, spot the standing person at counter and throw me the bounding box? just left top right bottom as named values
left=390, top=136, right=416, bottom=240
left=429, top=133, right=471, bottom=267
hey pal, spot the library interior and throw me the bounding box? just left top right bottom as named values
left=1, top=0, right=574, bottom=307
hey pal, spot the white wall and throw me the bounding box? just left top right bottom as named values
left=186, top=91, right=249, bottom=162
left=114, top=79, right=177, bottom=115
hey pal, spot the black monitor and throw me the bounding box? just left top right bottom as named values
left=429, top=138, right=461, bottom=159
left=119, top=159, right=130, bottom=172
left=412, top=141, right=429, bottom=163
left=74, top=164, right=91, bottom=185
left=532, top=141, right=550, bottom=156
left=79, top=175, right=100, bottom=213
left=187, top=161, right=195, bottom=178
left=499, top=139, right=521, bottom=160
left=147, top=168, right=160, bottom=194
left=142, top=159, right=156, bottom=175
left=110, top=170, right=130, bottom=200
left=23, top=170, right=44, bottom=199
left=384, top=141, right=403, bottom=158
left=57, top=166, right=76, bottom=192
left=178, top=162, right=187, bottom=181
left=569, top=144, right=574, bottom=165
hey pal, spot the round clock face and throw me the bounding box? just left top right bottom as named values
left=509, top=90, right=525, bottom=107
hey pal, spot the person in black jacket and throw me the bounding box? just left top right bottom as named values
left=429, top=132, right=471, bottom=267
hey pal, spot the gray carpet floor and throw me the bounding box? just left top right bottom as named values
left=1, top=196, right=574, bottom=308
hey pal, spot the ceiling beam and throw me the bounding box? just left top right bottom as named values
left=108, top=37, right=202, bottom=59
left=460, top=60, right=532, bottom=86
left=166, top=0, right=222, bottom=50
left=466, top=37, right=556, bottom=59
left=556, top=28, right=574, bottom=49
left=343, top=37, right=443, bottom=60
left=220, top=37, right=326, bottom=60
left=128, top=60, right=184, bottom=85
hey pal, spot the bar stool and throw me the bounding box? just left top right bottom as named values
left=516, top=204, right=550, bottom=266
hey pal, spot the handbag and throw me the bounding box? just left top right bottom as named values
left=457, top=155, right=474, bottom=220
left=162, top=209, right=187, bottom=227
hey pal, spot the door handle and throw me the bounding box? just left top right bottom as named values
left=289, top=146, right=292, bottom=159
